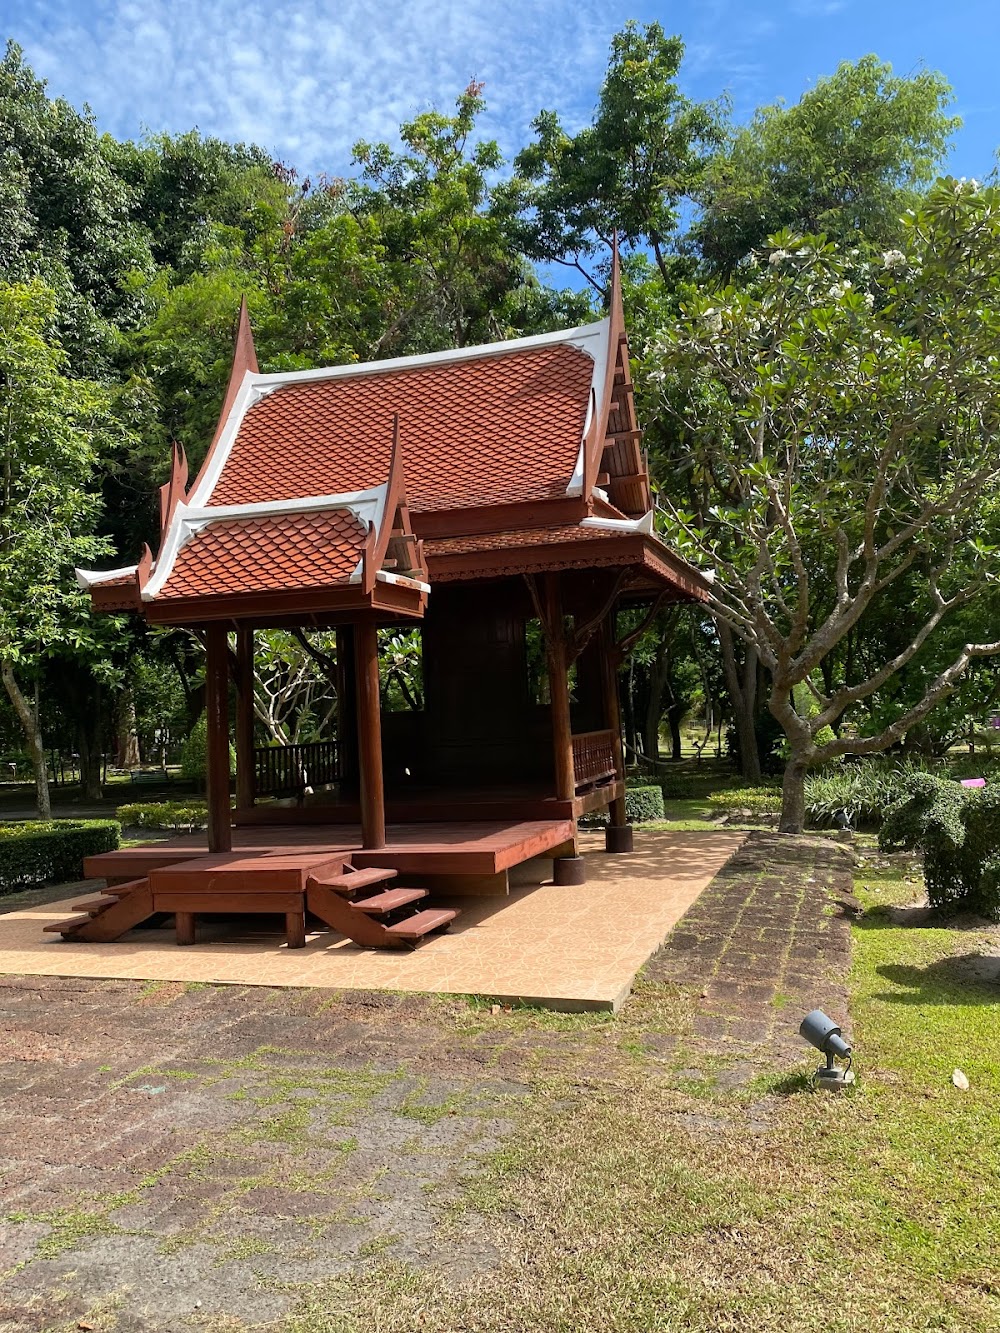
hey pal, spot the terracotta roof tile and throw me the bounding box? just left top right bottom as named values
left=424, top=524, right=611, bottom=558
left=208, top=344, right=593, bottom=513
left=157, top=509, right=367, bottom=600
left=93, top=574, right=136, bottom=588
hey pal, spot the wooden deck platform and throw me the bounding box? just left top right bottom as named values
left=85, top=819, right=577, bottom=893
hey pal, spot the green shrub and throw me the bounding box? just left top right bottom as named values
left=625, top=786, right=665, bottom=823
left=879, top=774, right=1000, bottom=918
left=0, top=819, right=121, bottom=895
left=116, top=800, right=210, bottom=831
left=804, top=759, right=929, bottom=828
left=180, top=714, right=235, bottom=787
left=706, top=786, right=782, bottom=816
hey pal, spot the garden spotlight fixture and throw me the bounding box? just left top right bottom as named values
left=799, top=1009, right=854, bottom=1091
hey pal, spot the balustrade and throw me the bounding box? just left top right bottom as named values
left=253, top=740, right=339, bottom=798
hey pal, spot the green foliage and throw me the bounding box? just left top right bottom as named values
left=0, top=42, right=153, bottom=365
left=511, top=22, right=725, bottom=287
left=179, top=715, right=235, bottom=786
left=694, top=55, right=958, bottom=275
left=0, top=280, right=112, bottom=663
left=0, top=819, right=120, bottom=894
left=879, top=774, right=1000, bottom=916
left=352, top=82, right=540, bottom=352
left=652, top=179, right=1000, bottom=831
left=804, top=760, right=924, bottom=827
left=624, top=785, right=665, bottom=822
left=116, top=800, right=209, bottom=831
left=705, top=786, right=782, bottom=815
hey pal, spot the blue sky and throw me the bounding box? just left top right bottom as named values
left=7, top=1, right=998, bottom=180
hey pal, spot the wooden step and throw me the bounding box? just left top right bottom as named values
left=71, top=897, right=120, bottom=915
left=102, top=878, right=151, bottom=897
left=65, top=880, right=156, bottom=943
left=349, top=887, right=428, bottom=915
left=311, top=867, right=398, bottom=897
left=385, top=908, right=459, bottom=941
left=43, top=916, right=91, bottom=935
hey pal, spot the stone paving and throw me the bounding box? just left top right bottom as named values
left=0, top=831, right=855, bottom=1331
left=650, top=831, right=856, bottom=1064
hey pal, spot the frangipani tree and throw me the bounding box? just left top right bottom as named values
left=651, top=179, right=1000, bottom=831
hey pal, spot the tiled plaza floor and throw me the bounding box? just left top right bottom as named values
left=0, top=830, right=745, bottom=1010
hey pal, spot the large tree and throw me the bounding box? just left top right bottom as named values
left=651, top=179, right=1000, bottom=831
left=692, top=55, right=959, bottom=276
left=508, top=22, right=725, bottom=292
left=0, top=281, right=113, bottom=815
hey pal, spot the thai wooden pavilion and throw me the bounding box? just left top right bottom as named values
left=65, top=251, right=709, bottom=951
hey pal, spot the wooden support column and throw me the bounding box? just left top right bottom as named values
left=336, top=626, right=359, bottom=798
left=234, top=626, right=255, bottom=813
left=354, top=620, right=386, bottom=850
left=544, top=573, right=575, bottom=804
left=204, top=623, right=233, bottom=853
left=601, top=612, right=631, bottom=848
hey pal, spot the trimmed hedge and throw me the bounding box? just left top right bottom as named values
left=706, top=786, right=782, bottom=816
left=626, top=786, right=665, bottom=823
left=879, top=774, right=1000, bottom=918
left=0, top=819, right=121, bottom=895
left=117, top=800, right=210, bottom=831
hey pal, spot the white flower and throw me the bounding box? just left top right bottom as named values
left=702, top=307, right=723, bottom=334
left=768, top=248, right=791, bottom=266
left=882, top=249, right=906, bottom=270
left=923, top=354, right=935, bottom=369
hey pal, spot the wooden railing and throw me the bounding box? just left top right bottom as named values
left=253, top=740, right=339, bottom=799
left=571, top=729, right=618, bottom=792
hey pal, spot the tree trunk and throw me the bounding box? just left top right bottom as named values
left=1, top=660, right=50, bottom=818
left=667, top=702, right=684, bottom=761
left=115, top=688, right=141, bottom=768
left=718, top=620, right=761, bottom=782
left=779, top=754, right=809, bottom=834
left=643, top=639, right=670, bottom=767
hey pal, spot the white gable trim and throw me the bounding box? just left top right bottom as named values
left=581, top=510, right=656, bottom=535
left=565, top=317, right=611, bottom=498
left=186, top=319, right=612, bottom=515
left=142, top=484, right=389, bottom=602
left=75, top=564, right=138, bottom=590
left=187, top=371, right=259, bottom=508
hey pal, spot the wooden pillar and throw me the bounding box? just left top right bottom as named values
left=234, top=626, right=255, bottom=813
left=336, top=626, right=359, bottom=797
left=204, top=623, right=233, bottom=853
left=601, top=613, right=629, bottom=830
left=544, top=573, right=575, bottom=804
left=354, top=620, right=386, bottom=850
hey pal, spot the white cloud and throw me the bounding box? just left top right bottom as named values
left=11, top=0, right=626, bottom=173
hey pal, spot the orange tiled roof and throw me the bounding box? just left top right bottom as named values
left=424, top=524, right=612, bottom=558
left=155, top=509, right=367, bottom=600
left=207, top=343, right=593, bottom=513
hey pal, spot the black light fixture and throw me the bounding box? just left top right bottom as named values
left=799, top=1009, right=854, bottom=1091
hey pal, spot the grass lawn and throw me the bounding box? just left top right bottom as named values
left=285, top=838, right=1000, bottom=1333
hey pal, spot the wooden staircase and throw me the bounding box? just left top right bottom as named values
left=306, top=865, right=459, bottom=949
left=42, top=863, right=459, bottom=950
left=43, top=879, right=155, bottom=942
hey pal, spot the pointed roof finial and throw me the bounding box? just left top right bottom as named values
left=211, top=295, right=260, bottom=451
